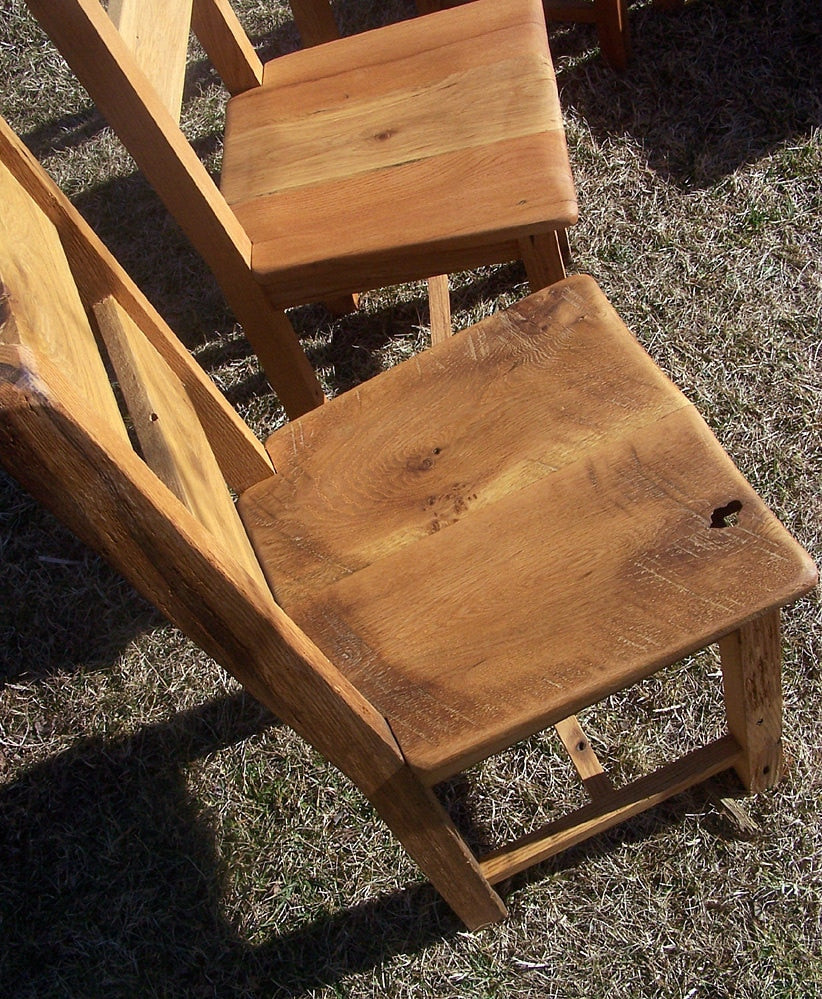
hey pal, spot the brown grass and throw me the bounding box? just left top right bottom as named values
left=1, top=0, right=820, bottom=995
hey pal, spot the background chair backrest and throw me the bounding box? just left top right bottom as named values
left=23, top=0, right=324, bottom=419
left=0, top=117, right=400, bottom=793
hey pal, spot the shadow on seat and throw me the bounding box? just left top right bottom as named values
left=0, top=114, right=815, bottom=929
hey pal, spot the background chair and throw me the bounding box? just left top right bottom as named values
left=0, top=115, right=815, bottom=928
left=25, top=0, right=577, bottom=418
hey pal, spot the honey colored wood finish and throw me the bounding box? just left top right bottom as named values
left=191, top=0, right=262, bottom=95
left=93, top=295, right=267, bottom=588
left=240, top=276, right=817, bottom=782
left=0, top=117, right=271, bottom=493
left=719, top=610, right=784, bottom=793
left=26, top=0, right=576, bottom=394
left=1, top=123, right=816, bottom=927
left=25, top=0, right=323, bottom=419
left=222, top=0, right=575, bottom=306
left=413, top=0, right=630, bottom=68
left=0, top=161, right=127, bottom=443
left=427, top=275, right=452, bottom=345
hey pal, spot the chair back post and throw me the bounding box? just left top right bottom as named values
left=0, top=116, right=271, bottom=492
left=24, top=0, right=324, bottom=418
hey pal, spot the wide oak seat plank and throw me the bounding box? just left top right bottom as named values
left=239, top=277, right=688, bottom=607
left=221, top=0, right=575, bottom=305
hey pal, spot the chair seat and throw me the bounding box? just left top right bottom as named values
left=220, top=0, right=577, bottom=307
left=238, top=276, right=815, bottom=782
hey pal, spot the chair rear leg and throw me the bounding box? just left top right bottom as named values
left=369, top=766, right=507, bottom=929
left=719, top=609, right=784, bottom=794
left=519, top=230, right=566, bottom=290
left=595, top=0, right=630, bottom=69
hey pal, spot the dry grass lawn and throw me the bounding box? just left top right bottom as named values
left=0, top=0, right=820, bottom=996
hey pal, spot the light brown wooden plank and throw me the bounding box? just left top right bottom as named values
left=263, top=0, right=548, bottom=89
left=479, top=736, right=743, bottom=884
left=191, top=0, right=263, bottom=95
left=25, top=0, right=324, bottom=419
left=223, top=54, right=558, bottom=201
left=519, top=230, right=566, bottom=289
left=240, top=277, right=689, bottom=606
left=94, top=295, right=267, bottom=589
left=719, top=610, right=785, bottom=793
left=109, top=0, right=194, bottom=122
left=0, top=160, right=127, bottom=444
left=237, top=131, right=577, bottom=305
left=427, top=275, right=452, bottom=345
left=0, top=115, right=272, bottom=493
left=282, top=405, right=817, bottom=781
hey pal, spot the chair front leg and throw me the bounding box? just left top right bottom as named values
left=719, top=610, right=784, bottom=794
left=368, top=765, right=507, bottom=929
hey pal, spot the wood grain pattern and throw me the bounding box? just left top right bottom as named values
left=191, top=0, right=262, bottom=95
left=0, top=160, right=127, bottom=443
left=109, top=0, right=193, bottom=121
left=554, top=715, right=613, bottom=798
left=0, top=342, right=506, bottom=929
left=240, top=277, right=689, bottom=605
left=0, top=115, right=272, bottom=492
left=265, top=0, right=547, bottom=90
left=288, top=405, right=816, bottom=782
left=240, top=276, right=817, bottom=783
left=239, top=132, right=577, bottom=305
left=223, top=54, right=558, bottom=200
left=94, top=295, right=267, bottom=589
left=427, top=275, right=452, bottom=345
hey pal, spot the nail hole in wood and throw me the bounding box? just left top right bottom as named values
left=576, top=741, right=586, bottom=753
left=149, top=412, right=159, bottom=422
left=762, top=765, right=771, bottom=775
left=710, top=499, right=742, bottom=528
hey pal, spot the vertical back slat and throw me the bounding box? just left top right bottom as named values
left=94, top=294, right=268, bottom=588
left=0, top=115, right=273, bottom=493
left=0, top=160, right=128, bottom=443
left=108, top=0, right=194, bottom=121
left=191, top=0, right=263, bottom=95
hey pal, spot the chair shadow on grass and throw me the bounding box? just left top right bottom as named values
left=0, top=679, right=724, bottom=997
left=553, top=0, right=822, bottom=189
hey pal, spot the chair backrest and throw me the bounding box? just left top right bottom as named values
left=0, top=115, right=400, bottom=793
left=23, top=0, right=325, bottom=419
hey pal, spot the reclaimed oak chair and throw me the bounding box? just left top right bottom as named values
left=0, top=116, right=815, bottom=928
left=25, top=0, right=577, bottom=417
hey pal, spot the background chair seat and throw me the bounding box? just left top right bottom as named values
left=221, top=0, right=576, bottom=306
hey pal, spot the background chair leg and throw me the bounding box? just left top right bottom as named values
left=369, top=767, right=507, bottom=929
left=518, top=230, right=566, bottom=291
left=719, top=610, right=784, bottom=794
left=595, top=0, right=630, bottom=69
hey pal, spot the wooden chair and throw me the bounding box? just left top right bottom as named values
left=24, top=0, right=578, bottom=416
left=0, top=115, right=815, bottom=929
